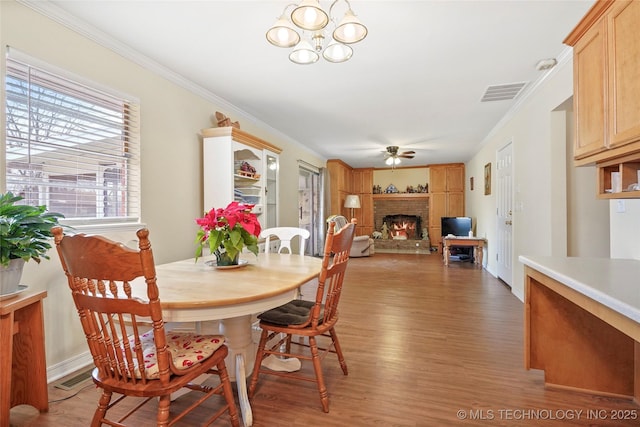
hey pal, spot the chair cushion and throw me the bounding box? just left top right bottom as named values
left=128, top=332, right=225, bottom=379
left=258, top=299, right=323, bottom=326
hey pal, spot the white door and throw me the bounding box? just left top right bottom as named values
left=496, top=142, right=514, bottom=286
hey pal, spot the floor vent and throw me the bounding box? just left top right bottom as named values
left=55, top=368, right=93, bottom=390
left=480, top=82, right=527, bottom=102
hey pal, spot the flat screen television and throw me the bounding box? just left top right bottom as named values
left=441, top=217, right=472, bottom=237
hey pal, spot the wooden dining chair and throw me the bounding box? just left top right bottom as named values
left=52, top=227, right=240, bottom=427
left=248, top=219, right=356, bottom=413
left=259, top=226, right=310, bottom=255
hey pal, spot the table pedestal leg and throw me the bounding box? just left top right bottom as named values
left=219, top=316, right=254, bottom=427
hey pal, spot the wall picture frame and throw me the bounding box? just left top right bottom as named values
left=470, top=177, right=474, bottom=191
left=484, top=163, right=491, bottom=195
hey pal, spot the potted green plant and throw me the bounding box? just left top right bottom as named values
left=0, top=192, right=64, bottom=295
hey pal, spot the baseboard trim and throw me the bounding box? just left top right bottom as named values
left=47, top=350, right=94, bottom=384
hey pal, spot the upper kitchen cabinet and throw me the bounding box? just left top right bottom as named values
left=570, top=17, right=607, bottom=160
left=201, top=127, right=282, bottom=228
left=565, top=0, right=640, bottom=166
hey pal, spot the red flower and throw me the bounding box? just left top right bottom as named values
left=195, top=201, right=262, bottom=262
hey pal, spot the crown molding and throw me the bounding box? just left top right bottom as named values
left=17, top=0, right=322, bottom=160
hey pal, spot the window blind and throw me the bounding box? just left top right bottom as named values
left=4, top=56, right=140, bottom=224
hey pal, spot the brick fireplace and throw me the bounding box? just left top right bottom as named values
left=373, top=196, right=430, bottom=253
left=382, top=214, right=421, bottom=239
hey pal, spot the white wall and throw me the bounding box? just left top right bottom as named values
left=373, top=167, right=428, bottom=193
left=467, top=56, right=594, bottom=300
left=565, top=106, right=610, bottom=258
left=1, top=0, right=325, bottom=380
left=610, top=199, right=640, bottom=259
left=467, top=53, right=639, bottom=301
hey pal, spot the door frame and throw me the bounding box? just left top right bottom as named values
left=496, top=139, right=514, bottom=287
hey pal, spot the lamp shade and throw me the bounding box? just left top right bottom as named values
left=333, top=9, right=368, bottom=44
left=344, top=194, right=361, bottom=209
left=322, top=40, right=353, bottom=63
left=266, top=15, right=301, bottom=48
left=385, top=157, right=401, bottom=166
left=291, top=0, right=329, bottom=31
left=289, top=39, right=320, bottom=64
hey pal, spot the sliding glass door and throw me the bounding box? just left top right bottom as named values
left=298, top=163, right=326, bottom=256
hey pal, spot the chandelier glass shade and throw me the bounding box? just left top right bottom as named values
left=266, top=0, right=367, bottom=65
left=289, top=39, right=320, bottom=64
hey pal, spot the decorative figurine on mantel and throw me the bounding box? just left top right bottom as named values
left=384, top=183, right=399, bottom=194
left=215, top=111, right=240, bottom=129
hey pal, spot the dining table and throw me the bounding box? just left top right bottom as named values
left=131, top=252, right=322, bottom=427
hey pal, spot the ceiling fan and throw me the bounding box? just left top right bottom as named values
left=384, top=146, right=415, bottom=167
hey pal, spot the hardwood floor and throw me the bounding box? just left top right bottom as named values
left=10, top=253, right=639, bottom=426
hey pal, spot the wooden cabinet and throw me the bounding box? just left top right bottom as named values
left=428, top=163, right=465, bottom=248
left=566, top=0, right=640, bottom=163
left=327, top=159, right=352, bottom=220
left=430, top=164, right=464, bottom=193
left=571, top=17, right=607, bottom=159
left=352, top=168, right=372, bottom=194
left=327, top=163, right=374, bottom=236
left=352, top=168, right=373, bottom=236
left=565, top=0, right=640, bottom=198
left=201, top=127, right=282, bottom=228
left=606, top=1, right=640, bottom=149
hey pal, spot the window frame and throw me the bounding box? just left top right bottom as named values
left=3, top=49, right=141, bottom=229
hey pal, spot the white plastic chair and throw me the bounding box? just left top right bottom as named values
left=260, top=227, right=310, bottom=255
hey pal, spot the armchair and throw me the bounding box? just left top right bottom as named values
left=327, top=215, right=374, bottom=257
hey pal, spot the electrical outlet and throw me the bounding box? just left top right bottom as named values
left=616, top=200, right=626, bottom=213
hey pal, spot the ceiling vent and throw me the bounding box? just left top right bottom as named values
left=480, top=82, right=527, bottom=102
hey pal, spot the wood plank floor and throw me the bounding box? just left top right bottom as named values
left=10, top=253, right=640, bottom=426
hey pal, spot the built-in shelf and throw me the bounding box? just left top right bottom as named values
left=373, top=193, right=429, bottom=200
left=597, top=152, right=640, bottom=199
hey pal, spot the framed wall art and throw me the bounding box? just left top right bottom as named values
left=484, top=163, right=491, bottom=195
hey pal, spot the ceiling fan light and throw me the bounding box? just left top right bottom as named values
left=322, top=40, right=353, bottom=63
left=333, top=9, right=367, bottom=44
left=266, top=15, right=301, bottom=48
left=291, top=0, right=329, bottom=31
left=289, top=39, right=320, bottom=65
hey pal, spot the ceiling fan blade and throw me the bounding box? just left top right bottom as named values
left=399, top=154, right=415, bottom=159
left=401, top=150, right=415, bottom=155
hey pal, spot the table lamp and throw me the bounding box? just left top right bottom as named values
left=344, top=195, right=361, bottom=220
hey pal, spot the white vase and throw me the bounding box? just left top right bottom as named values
left=0, top=258, right=25, bottom=295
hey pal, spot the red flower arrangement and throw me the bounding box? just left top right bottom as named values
left=195, top=201, right=261, bottom=265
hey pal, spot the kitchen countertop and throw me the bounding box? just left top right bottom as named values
left=519, top=255, right=640, bottom=324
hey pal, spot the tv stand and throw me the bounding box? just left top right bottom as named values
left=443, top=236, right=486, bottom=268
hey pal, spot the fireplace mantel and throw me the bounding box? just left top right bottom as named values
left=373, top=193, right=429, bottom=200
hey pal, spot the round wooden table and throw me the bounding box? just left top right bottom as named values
left=131, top=253, right=322, bottom=427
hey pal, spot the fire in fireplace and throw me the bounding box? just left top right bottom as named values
left=382, top=214, right=421, bottom=240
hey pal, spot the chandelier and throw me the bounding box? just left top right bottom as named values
left=266, top=0, right=368, bottom=65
